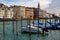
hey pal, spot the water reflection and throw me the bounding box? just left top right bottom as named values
left=0, top=20, right=60, bottom=40
left=1, top=31, right=60, bottom=40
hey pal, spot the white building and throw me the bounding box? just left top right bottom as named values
left=0, top=4, right=6, bottom=18
left=5, top=7, right=14, bottom=18
left=0, top=4, right=14, bottom=18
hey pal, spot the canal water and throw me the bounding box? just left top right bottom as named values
left=0, top=20, right=60, bottom=40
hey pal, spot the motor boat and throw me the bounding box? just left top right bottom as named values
left=22, top=25, right=44, bottom=33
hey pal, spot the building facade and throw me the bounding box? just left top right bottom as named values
left=11, top=6, right=20, bottom=19
left=0, top=3, right=13, bottom=18
left=11, top=5, right=25, bottom=19
left=5, top=7, right=14, bottom=18
left=0, top=3, right=51, bottom=19
left=25, top=7, right=34, bottom=19
left=20, top=6, right=25, bottom=19
left=33, top=3, right=44, bottom=19
left=0, top=3, right=6, bottom=18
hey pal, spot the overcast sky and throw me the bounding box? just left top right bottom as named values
left=0, top=0, right=60, bottom=14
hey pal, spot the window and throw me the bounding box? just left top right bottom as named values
left=30, top=11, right=33, bottom=16
left=0, top=8, right=2, bottom=10
left=2, top=8, right=4, bottom=10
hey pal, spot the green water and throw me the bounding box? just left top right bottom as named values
left=0, top=20, right=60, bottom=40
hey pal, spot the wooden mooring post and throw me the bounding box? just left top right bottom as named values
left=3, top=16, right=5, bottom=34
left=45, top=18, right=47, bottom=33
left=29, top=17, right=31, bottom=40
left=29, top=18, right=31, bottom=34
left=12, top=18, right=14, bottom=33
left=16, top=12, right=18, bottom=36
left=55, top=18, right=57, bottom=29
left=38, top=16, right=39, bottom=34
left=16, top=20, right=18, bottom=36
left=21, top=16, right=22, bottom=32
left=50, top=17, right=51, bottom=32
left=27, top=18, right=28, bottom=25
left=42, top=18, right=46, bottom=34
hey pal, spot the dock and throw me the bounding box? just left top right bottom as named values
left=21, top=17, right=60, bottom=33
left=0, top=18, right=20, bottom=21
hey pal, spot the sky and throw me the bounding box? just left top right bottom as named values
left=0, top=0, right=60, bottom=14
left=46, top=0, right=60, bottom=14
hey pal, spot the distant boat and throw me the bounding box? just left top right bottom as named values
left=32, top=21, right=60, bottom=28
left=22, top=20, right=60, bottom=33
left=22, top=24, right=48, bottom=33
left=32, top=21, right=60, bottom=30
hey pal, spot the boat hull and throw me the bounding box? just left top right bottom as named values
left=22, top=27, right=43, bottom=34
